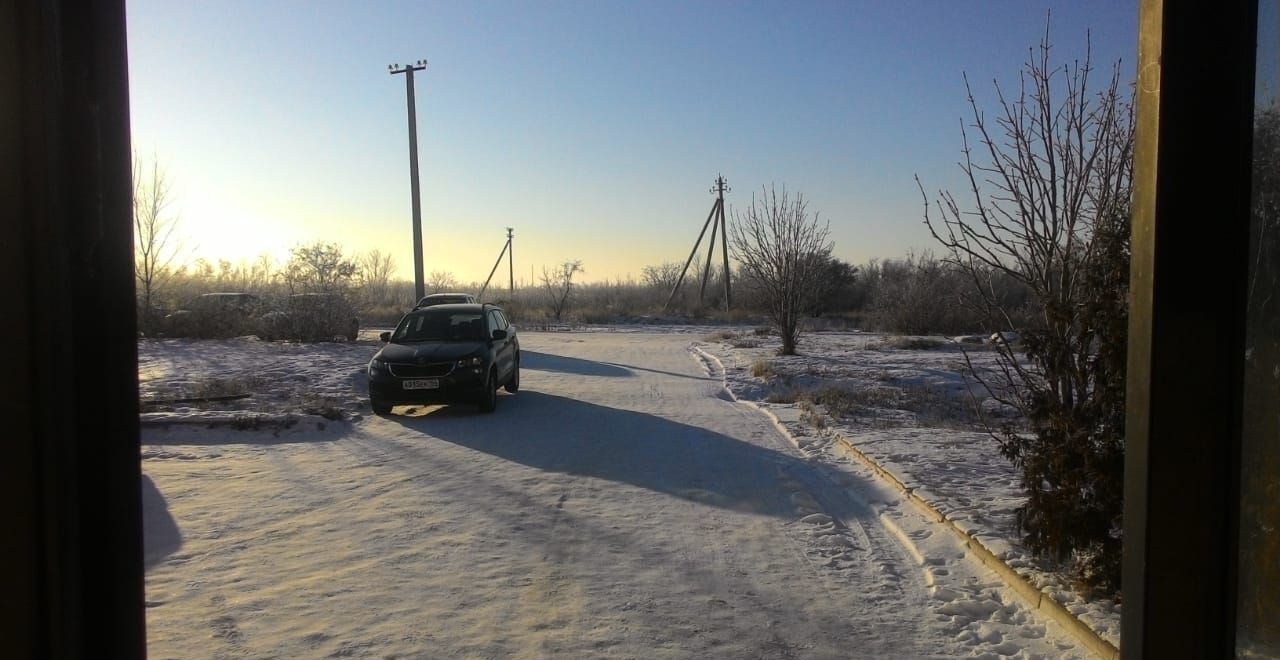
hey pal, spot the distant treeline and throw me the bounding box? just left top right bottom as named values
left=142, top=242, right=1027, bottom=335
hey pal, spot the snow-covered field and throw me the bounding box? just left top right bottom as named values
left=140, top=330, right=1094, bottom=658
left=694, top=330, right=1121, bottom=648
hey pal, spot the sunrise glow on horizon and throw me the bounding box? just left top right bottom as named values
left=127, top=1, right=1136, bottom=284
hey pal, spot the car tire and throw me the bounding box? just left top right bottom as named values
left=371, top=398, right=392, bottom=415
left=477, top=369, right=498, bottom=413
left=504, top=357, right=520, bottom=393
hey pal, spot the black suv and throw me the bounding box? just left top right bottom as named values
left=367, top=303, right=519, bottom=415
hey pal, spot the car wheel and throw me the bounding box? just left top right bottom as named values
left=504, top=357, right=520, bottom=393
left=477, top=369, right=498, bottom=413
left=371, top=398, right=392, bottom=415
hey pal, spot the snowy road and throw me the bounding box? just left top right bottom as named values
left=142, top=332, right=1084, bottom=658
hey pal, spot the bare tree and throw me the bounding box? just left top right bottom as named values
left=248, top=253, right=276, bottom=292
left=359, top=249, right=397, bottom=305
left=729, top=185, right=832, bottom=355
left=282, top=242, right=360, bottom=295
left=426, top=270, right=458, bottom=294
left=641, top=262, right=683, bottom=293
left=541, top=260, right=583, bottom=321
left=918, top=27, right=1133, bottom=590
left=133, top=155, right=183, bottom=333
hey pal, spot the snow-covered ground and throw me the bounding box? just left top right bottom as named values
left=140, top=330, right=1091, bottom=658
left=694, top=329, right=1121, bottom=648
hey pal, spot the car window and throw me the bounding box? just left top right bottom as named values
left=492, top=310, right=509, bottom=330
left=392, top=311, right=485, bottom=342
left=487, top=310, right=506, bottom=333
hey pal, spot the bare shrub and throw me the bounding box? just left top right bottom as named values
left=541, top=260, right=584, bottom=321
left=730, top=185, right=833, bottom=355
left=918, top=26, right=1133, bottom=591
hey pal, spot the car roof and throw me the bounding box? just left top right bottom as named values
left=419, top=292, right=473, bottom=299
left=407, top=302, right=499, bottom=314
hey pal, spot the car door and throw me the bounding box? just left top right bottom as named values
left=487, top=310, right=513, bottom=381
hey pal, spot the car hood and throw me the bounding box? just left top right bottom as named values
left=376, top=341, right=484, bottom=363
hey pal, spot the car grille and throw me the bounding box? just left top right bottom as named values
left=388, top=362, right=454, bottom=378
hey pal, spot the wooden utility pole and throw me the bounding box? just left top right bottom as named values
left=664, top=175, right=732, bottom=312
left=389, top=59, right=428, bottom=301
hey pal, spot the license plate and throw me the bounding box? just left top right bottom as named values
left=403, top=379, right=439, bottom=390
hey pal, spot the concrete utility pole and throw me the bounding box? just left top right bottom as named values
left=507, top=227, right=515, bottom=298
left=389, top=59, right=428, bottom=301
left=713, top=174, right=732, bottom=310
left=479, top=228, right=514, bottom=302
left=664, top=175, right=733, bottom=312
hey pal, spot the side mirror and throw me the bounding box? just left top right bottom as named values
left=379, top=331, right=391, bottom=343
left=490, top=329, right=508, bottom=340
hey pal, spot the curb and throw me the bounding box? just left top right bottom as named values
left=690, top=344, right=1121, bottom=660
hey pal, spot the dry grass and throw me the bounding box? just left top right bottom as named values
left=900, top=384, right=981, bottom=429
left=292, top=393, right=347, bottom=420
left=185, top=375, right=268, bottom=399
left=704, top=330, right=738, bottom=342
left=765, top=385, right=801, bottom=404
left=790, top=380, right=983, bottom=431
left=798, top=400, right=828, bottom=430
left=750, top=359, right=775, bottom=379
left=872, top=336, right=950, bottom=351
left=729, top=337, right=763, bottom=349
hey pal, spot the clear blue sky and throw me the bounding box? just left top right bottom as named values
left=127, top=1, right=1136, bottom=284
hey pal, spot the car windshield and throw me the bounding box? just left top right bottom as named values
left=392, top=311, right=485, bottom=342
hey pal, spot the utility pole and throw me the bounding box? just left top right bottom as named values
left=664, top=175, right=732, bottom=312
left=479, top=228, right=514, bottom=301
left=388, top=59, right=428, bottom=301
left=714, top=174, right=732, bottom=310
left=507, top=227, right=514, bottom=299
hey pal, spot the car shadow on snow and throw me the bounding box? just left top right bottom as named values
left=141, top=474, right=182, bottom=570
left=521, top=351, right=633, bottom=377
left=383, top=391, right=875, bottom=523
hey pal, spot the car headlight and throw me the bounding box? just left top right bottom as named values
left=457, top=356, right=483, bottom=367
left=368, top=357, right=387, bottom=375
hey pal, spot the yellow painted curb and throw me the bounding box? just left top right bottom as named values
left=830, top=434, right=1120, bottom=660
left=691, top=343, right=1121, bottom=658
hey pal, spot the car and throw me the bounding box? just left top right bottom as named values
left=259, top=292, right=360, bottom=342
left=367, top=303, right=519, bottom=415
left=413, top=292, right=476, bottom=309
left=163, top=292, right=264, bottom=338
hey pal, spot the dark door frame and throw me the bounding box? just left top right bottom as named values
left=2, top=0, right=1268, bottom=657
left=1123, top=1, right=1258, bottom=657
